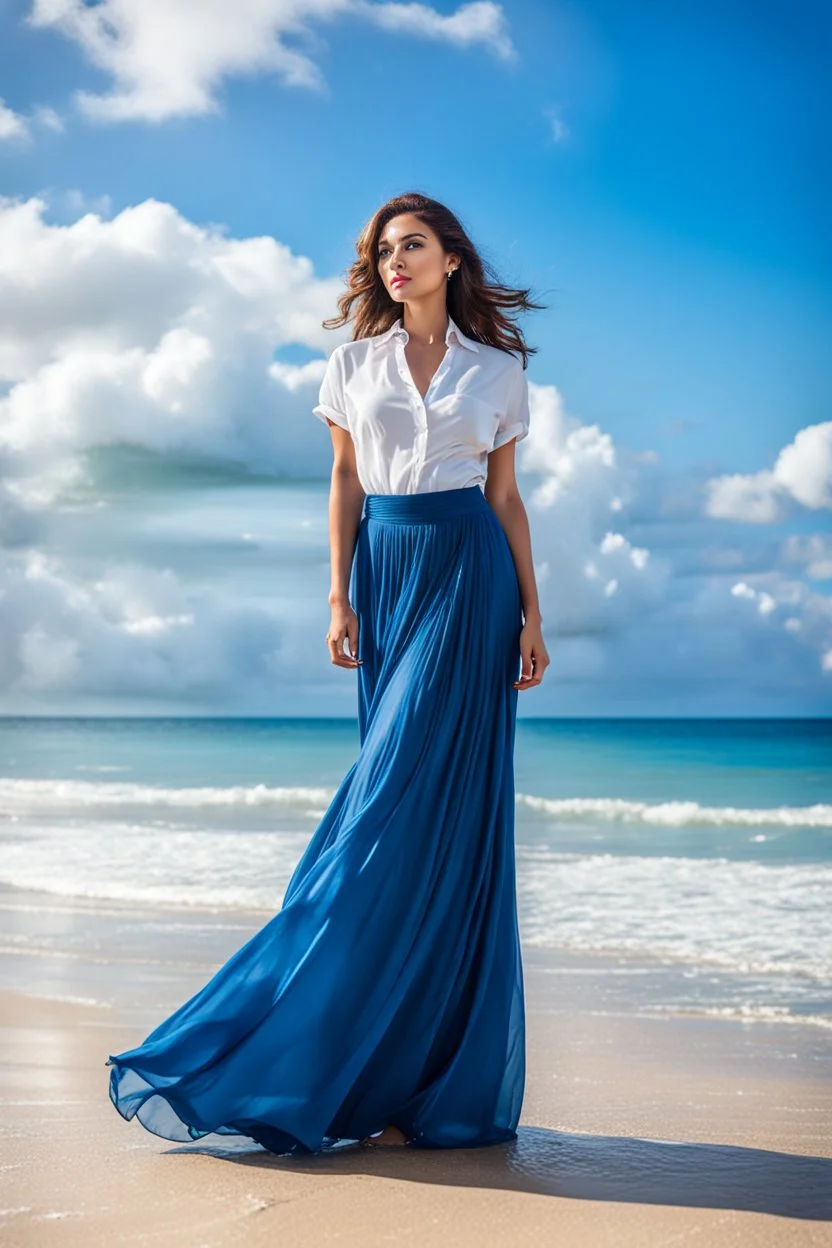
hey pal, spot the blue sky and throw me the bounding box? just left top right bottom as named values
left=0, top=0, right=829, bottom=715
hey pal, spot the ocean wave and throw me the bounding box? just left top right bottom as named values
left=635, top=1004, right=832, bottom=1030
left=0, top=778, right=332, bottom=813
left=0, top=821, right=307, bottom=913
left=1, top=827, right=830, bottom=985
left=2, top=779, right=830, bottom=829
left=517, top=847, right=832, bottom=982
left=520, top=795, right=832, bottom=828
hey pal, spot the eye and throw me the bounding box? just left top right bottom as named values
left=377, top=241, right=422, bottom=259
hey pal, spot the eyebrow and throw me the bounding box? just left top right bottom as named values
left=377, top=232, right=427, bottom=249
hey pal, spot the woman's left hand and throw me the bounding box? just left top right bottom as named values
left=514, top=619, right=550, bottom=690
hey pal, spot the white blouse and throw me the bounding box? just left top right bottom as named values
left=312, top=314, right=530, bottom=495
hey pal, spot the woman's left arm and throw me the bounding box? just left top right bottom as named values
left=485, top=443, right=550, bottom=690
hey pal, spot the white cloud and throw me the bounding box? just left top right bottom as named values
left=596, top=569, right=832, bottom=712
left=519, top=381, right=667, bottom=636
left=0, top=193, right=829, bottom=713
left=727, top=575, right=832, bottom=661
left=0, top=98, right=30, bottom=142
left=62, top=189, right=112, bottom=217
left=543, top=104, right=569, bottom=143
left=0, top=99, right=65, bottom=141
left=0, top=193, right=353, bottom=710
left=0, top=195, right=342, bottom=497
left=782, top=534, right=832, bottom=582
left=513, top=386, right=832, bottom=699
left=26, top=0, right=514, bottom=124
left=0, top=548, right=307, bottom=706
left=731, top=581, right=775, bottom=615
left=32, top=105, right=65, bottom=133
left=776, top=422, right=832, bottom=509
left=704, top=422, right=832, bottom=523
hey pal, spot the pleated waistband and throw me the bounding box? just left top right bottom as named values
left=363, top=485, right=487, bottom=523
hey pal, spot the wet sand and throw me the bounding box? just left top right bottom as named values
left=1, top=893, right=831, bottom=1246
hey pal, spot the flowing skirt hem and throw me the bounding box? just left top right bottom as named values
left=105, top=1057, right=518, bottom=1155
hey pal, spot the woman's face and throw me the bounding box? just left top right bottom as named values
left=376, top=213, right=456, bottom=304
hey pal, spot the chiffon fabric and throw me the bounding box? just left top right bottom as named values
left=106, top=484, right=526, bottom=1154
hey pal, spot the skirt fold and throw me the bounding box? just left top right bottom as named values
left=106, top=485, right=526, bottom=1154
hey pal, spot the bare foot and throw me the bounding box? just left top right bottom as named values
left=361, top=1123, right=409, bottom=1147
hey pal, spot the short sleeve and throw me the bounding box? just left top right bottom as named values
left=492, top=358, right=530, bottom=450
left=312, top=346, right=350, bottom=431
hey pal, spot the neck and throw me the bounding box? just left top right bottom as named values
left=400, top=300, right=450, bottom=347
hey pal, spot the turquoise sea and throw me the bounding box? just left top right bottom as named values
left=1, top=716, right=830, bottom=1029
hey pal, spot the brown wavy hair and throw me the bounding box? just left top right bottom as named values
left=321, top=191, right=547, bottom=369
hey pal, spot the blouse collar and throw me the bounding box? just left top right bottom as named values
left=370, top=314, right=480, bottom=354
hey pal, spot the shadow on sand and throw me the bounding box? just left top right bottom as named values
left=170, top=1125, right=832, bottom=1221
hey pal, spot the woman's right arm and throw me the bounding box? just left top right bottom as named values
left=323, top=422, right=365, bottom=670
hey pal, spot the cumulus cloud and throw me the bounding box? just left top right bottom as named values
left=0, top=193, right=364, bottom=710
left=519, top=382, right=668, bottom=637
left=0, top=547, right=313, bottom=710
left=0, top=194, right=343, bottom=504
left=0, top=193, right=829, bottom=713
left=0, top=98, right=66, bottom=142
left=728, top=574, right=832, bottom=668
left=590, top=569, right=832, bottom=713
left=0, top=98, right=30, bottom=142
left=26, top=0, right=514, bottom=124
left=704, top=422, right=832, bottom=523
left=509, top=387, right=831, bottom=708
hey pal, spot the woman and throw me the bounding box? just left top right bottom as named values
left=106, top=191, right=550, bottom=1155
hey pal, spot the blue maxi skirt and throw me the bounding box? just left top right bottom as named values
left=106, top=484, right=526, bottom=1153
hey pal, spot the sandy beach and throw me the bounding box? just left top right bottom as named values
left=1, top=890, right=831, bottom=1247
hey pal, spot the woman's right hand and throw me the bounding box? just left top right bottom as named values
left=326, top=601, right=362, bottom=670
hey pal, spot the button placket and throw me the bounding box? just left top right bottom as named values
left=395, top=334, right=454, bottom=492
left=394, top=336, right=423, bottom=491
left=411, top=394, right=428, bottom=492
